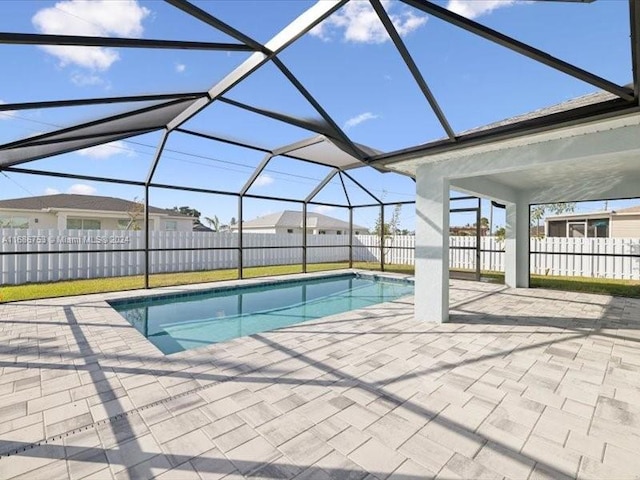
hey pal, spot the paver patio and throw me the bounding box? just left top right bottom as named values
left=1, top=273, right=640, bottom=479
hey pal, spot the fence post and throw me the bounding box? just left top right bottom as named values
left=380, top=205, right=385, bottom=272
left=144, top=185, right=150, bottom=289
left=238, top=195, right=243, bottom=280
left=475, top=198, right=481, bottom=281
left=349, top=207, right=353, bottom=268
left=302, top=202, right=307, bottom=273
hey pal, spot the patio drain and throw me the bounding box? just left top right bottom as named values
left=0, top=381, right=222, bottom=458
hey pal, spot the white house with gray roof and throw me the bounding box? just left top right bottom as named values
left=231, top=210, right=368, bottom=235
left=0, top=194, right=193, bottom=231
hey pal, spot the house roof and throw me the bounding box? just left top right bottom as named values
left=614, top=205, right=640, bottom=215
left=544, top=210, right=611, bottom=222
left=233, top=210, right=368, bottom=231
left=0, top=194, right=187, bottom=217
left=545, top=205, right=640, bottom=221
left=462, top=90, right=619, bottom=136
left=386, top=86, right=635, bottom=176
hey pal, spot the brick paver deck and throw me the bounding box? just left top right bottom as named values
left=1, top=272, right=639, bottom=479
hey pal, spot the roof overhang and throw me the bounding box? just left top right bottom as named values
left=392, top=109, right=640, bottom=206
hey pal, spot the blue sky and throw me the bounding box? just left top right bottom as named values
left=0, top=0, right=636, bottom=232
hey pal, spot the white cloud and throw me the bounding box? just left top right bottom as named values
left=446, top=0, right=517, bottom=19
left=44, top=187, right=61, bottom=195
left=311, top=0, right=426, bottom=44
left=344, top=112, right=380, bottom=130
left=70, top=72, right=108, bottom=87
left=253, top=174, right=274, bottom=187
left=0, top=100, right=16, bottom=121
left=32, top=0, right=150, bottom=71
left=67, top=184, right=97, bottom=195
left=313, top=205, right=336, bottom=215
left=175, top=63, right=186, bottom=73
left=76, top=140, right=131, bottom=159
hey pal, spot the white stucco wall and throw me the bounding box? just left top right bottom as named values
left=405, top=112, right=640, bottom=323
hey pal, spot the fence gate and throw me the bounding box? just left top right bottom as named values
left=449, top=196, right=482, bottom=281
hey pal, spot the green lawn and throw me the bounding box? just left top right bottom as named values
left=1, top=263, right=638, bottom=303
left=0, top=262, right=409, bottom=303
left=450, top=269, right=640, bottom=298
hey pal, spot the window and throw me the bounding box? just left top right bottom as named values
left=164, top=220, right=177, bottom=231
left=588, top=219, right=609, bottom=238
left=568, top=222, right=585, bottom=238
left=117, top=219, right=131, bottom=230
left=336, top=230, right=342, bottom=235
left=287, top=228, right=294, bottom=234
left=318, top=230, right=326, bottom=235
left=547, top=221, right=566, bottom=238
left=0, top=216, right=29, bottom=228
left=67, top=218, right=101, bottom=230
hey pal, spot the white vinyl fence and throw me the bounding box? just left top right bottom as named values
left=1, top=229, right=640, bottom=284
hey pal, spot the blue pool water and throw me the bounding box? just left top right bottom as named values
left=110, top=273, right=414, bottom=354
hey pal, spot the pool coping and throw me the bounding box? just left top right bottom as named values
left=107, top=270, right=414, bottom=308
left=108, top=270, right=415, bottom=355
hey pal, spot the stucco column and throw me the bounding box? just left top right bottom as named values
left=415, top=167, right=450, bottom=323
left=505, top=194, right=530, bottom=288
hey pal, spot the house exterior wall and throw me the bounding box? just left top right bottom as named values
left=0, top=210, right=58, bottom=229
left=243, top=227, right=278, bottom=234
left=611, top=215, right=640, bottom=237
left=0, top=207, right=191, bottom=231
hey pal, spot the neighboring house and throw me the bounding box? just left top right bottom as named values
left=545, top=206, right=640, bottom=238
left=231, top=210, right=368, bottom=235
left=0, top=194, right=193, bottom=231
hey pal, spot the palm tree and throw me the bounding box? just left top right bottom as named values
left=204, top=215, right=220, bottom=232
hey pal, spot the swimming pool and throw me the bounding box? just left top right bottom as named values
left=110, top=273, right=414, bottom=354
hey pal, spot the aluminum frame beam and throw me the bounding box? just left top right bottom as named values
left=0, top=129, right=158, bottom=167
left=175, top=128, right=272, bottom=154
left=166, top=0, right=347, bottom=131
left=631, top=0, right=640, bottom=100
left=240, top=153, right=272, bottom=195
left=0, top=33, right=253, bottom=51
left=145, top=129, right=170, bottom=185
left=0, top=92, right=205, bottom=112
left=164, top=0, right=265, bottom=52
left=305, top=169, right=339, bottom=203
left=272, top=136, right=325, bottom=156
left=0, top=127, right=157, bottom=151
left=369, top=0, right=456, bottom=141
left=341, top=171, right=382, bottom=204
left=401, top=0, right=634, bottom=101
left=271, top=57, right=367, bottom=160
left=0, top=98, right=194, bottom=151
left=217, top=97, right=333, bottom=137
left=338, top=172, right=352, bottom=207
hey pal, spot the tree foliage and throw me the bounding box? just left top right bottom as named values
left=530, top=202, right=576, bottom=237
left=204, top=215, right=220, bottom=232
left=171, top=206, right=201, bottom=218
left=123, top=197, right=144, bottom=230
left=372, top=203, right=402, bottom=236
